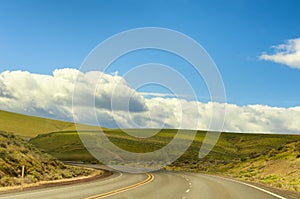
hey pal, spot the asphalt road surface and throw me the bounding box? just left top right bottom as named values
left=0, top=169, right=288, bottom=199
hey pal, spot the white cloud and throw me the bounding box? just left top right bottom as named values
left=0, top=68, right=300, bottom=134
left=0, top=69, right=146, bottom=121
left=259, top=38, right=300, bottom=69
left=139, top=92, right=176, bottom=98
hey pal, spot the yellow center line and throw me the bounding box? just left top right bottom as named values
left=84, top=173, right=154, bottom=199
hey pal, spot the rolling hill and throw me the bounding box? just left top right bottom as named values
left=0, top=110, right=105, bottom=137
left=30, top=129, right=300, bottom=195
left=1, top=109, right=299, bottom=195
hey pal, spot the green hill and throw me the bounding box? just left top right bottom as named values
left=29, top=129, right=300, bottom=195
left=0, top=110, right=105, bottom=138
left=0, top=131, right=101, bottom=188
left=1, top=109, right=299, bottom=195
left=0, top=110, right=74, bottom=137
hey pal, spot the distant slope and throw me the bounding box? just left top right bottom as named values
left=0, top=110, right=105, bottom=137
left=0, top=131, right=101, bottom=188
left=30, top=130, right=300, bottom=194
left=0, top=110, right=74, bottom=137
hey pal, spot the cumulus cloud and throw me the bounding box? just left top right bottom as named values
left=0, top=68, right=300, bottom=134
left=0, top=68, right=146, bottom=121
left=259, top=38, right=300, bottom=69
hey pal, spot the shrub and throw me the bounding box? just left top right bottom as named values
left=0, top=176, right=13, bottom=186
left=0, top=143, right=7, bottom=148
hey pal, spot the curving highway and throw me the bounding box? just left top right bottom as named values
left=0, top=167, right=288, bottom=199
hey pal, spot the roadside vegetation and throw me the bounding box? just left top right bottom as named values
left=0, top=131, right=102, bottom=189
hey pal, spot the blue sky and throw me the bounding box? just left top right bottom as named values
left=1, top=0, right=300, bottom=107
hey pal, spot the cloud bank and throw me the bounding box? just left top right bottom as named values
left=0, top=68, right=299, bottom=134
left=259, top=38, right=300, bottom=69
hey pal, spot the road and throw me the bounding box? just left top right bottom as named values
left=0, top=169, right=287, bottom=199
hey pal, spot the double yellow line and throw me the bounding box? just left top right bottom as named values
left=85, top=173, right=154, bottom=199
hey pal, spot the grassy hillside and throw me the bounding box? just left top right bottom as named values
left=30, top=131, right=96, bottom=162
left=30, top=129, right=300, bottom=194
left=0, top=110, right=105, bottom=137
left=1, top=110, right=299, bottom=194
left=0, top=110, right=74, bottom=137
left=0, top=131, right=101, bottom=188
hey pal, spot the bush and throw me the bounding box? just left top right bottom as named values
left=20, top=148, right=29, bottom=154
left=0, top=150, right=7, bottom=158
left=0, top=176, right=13, bottom=187
left=0, top=143, right=7, bottom=148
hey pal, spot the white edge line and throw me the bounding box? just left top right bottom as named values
left=178, top=172, right=287, bottom=199
left=209, top=175, right=287, bottom=199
